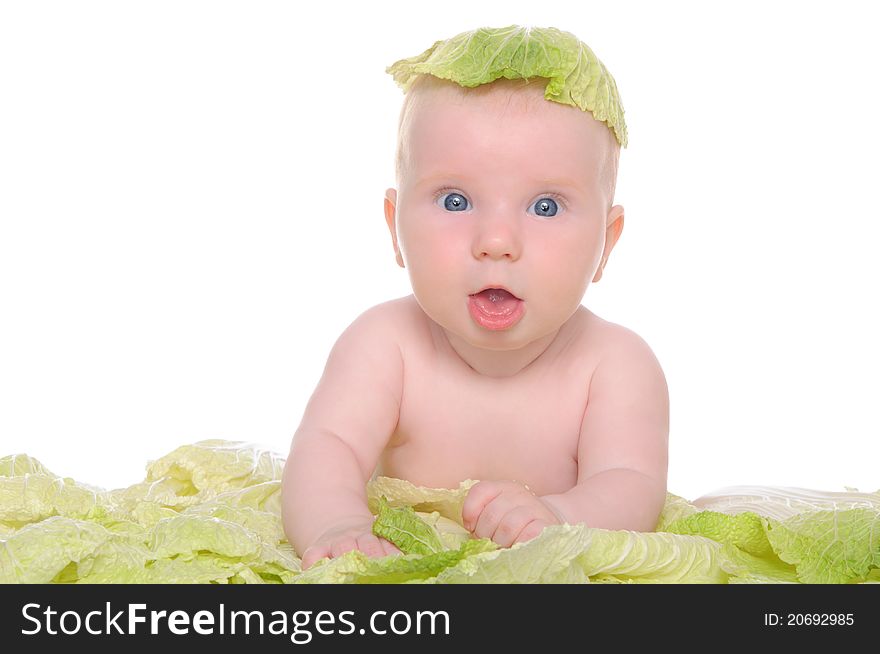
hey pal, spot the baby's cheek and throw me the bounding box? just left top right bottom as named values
left=542, top=240, right=599, bottom=297
left=403, top=224, right=453, bottom=262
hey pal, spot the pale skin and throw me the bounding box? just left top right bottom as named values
left=281, top=78, right=669, bottom=569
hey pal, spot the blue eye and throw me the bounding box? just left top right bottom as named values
left=531, top=197, right=559, bottom=218
left=439, top=191, right=469, bottom=212
left=434, top=189, right=565, bottom=217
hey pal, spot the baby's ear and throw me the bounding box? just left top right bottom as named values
left=593, top=205, right=624, bottom=283
left=593, top=258, right=608, bottom=283
left=384, top=188, right=404, bottom=268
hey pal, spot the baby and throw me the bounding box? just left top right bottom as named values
left=281, top=25, right=669, bottom=570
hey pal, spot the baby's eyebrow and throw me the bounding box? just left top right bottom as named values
left=536, top=178, right=584, bottom=190
left=414, top=173, right=456, bottom=187
left=416, top=173, right=584, bottom=190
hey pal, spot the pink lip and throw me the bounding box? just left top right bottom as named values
left=467, top=293, right=525, bottom=331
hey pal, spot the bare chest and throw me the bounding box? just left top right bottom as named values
left=375, top=319, right=596, bottom=497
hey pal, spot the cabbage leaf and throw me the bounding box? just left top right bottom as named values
left=2, top=440, right=878, bottom=584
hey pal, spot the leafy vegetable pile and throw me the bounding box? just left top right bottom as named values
left=2, top=440, right=878, bottom=584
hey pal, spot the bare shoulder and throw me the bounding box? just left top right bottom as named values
left=294, top=297, right=410, bottom=465
left=573, top=308, right=668, bottom=412
left=577, top=307, right=664, bottom=368
left=381, top=293, right=424, bottom=322
left=312, top=297, right=410, bottom=407
left=337, top=295, right=435, bottom=376
left=369, top=294, right=437, bottom=346
left=348, top=295, right=416, bottom=337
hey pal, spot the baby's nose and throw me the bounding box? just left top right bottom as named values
left=473, top=220, right=522, bottom=261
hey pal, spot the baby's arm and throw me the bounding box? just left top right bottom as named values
left=460, top=328, right=668, bottom=547
left=281, top=305, right=404, bottom=566
left=541, top=328, right=669, bottom=532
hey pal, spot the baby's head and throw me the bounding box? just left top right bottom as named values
left=383, top=26, right=628, bottom=354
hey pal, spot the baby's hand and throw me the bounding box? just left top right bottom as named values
left=300, top=515, right=403, bottom=570
left=461, top=480, right=563, bottom=548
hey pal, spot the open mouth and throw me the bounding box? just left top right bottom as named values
left=469, top=285, right=522, bottom=302
left=467, top=286, right=525, bottom=329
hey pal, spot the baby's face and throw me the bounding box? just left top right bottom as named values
left=385, top=81, right=623, bottom=353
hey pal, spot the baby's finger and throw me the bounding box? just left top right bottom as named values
left=513, top=518, right=549, bottom=545
left=355, top=533, right=387, bottom=558
left=461, top=481, right=504, bottom=532
left=301, top=544, right=330, bottom=570
left=380, top=539, right=403, bottom=557
left=329, top=536, right=359, bottom=559
left=472, top=493, right=514, bottom=541
left=492, top=505, right=535, bottom=548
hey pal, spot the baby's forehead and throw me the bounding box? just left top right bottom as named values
left=414, top=75, right=555, bottom=113
left=410, top=77, right=612, bottom=144
left=409, top=87, right=610, bottom=167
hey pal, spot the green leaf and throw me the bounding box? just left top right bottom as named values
left=386, top=25, right=628, bottom=148
left=371, top=496, right=446, bottom=555
left=766, top=508, right=880, bottom=583
left=665, top=510, right=775, bottom=558
left=293, top=539, right=498, bottom=584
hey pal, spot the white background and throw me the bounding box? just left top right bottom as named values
left=1, top=1, right=877, bottom=501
